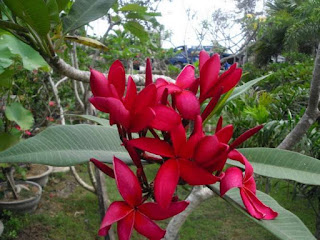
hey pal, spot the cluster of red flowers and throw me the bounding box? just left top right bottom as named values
left=89, top=51, right=278, bottom=239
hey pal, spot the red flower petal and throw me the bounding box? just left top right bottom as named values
left=176, top=65, right=195, bottom=89
left=154, top=159, right=180, bottom=209
left=201, top=87, right=223, bottom=121
left=189, top=77, right=200, bottom=94
left=98, top=201, right=133, bottom=236
left=145, top=58, right=153, bottom=87
left=220, top=167, right=243, bottom=196
left=230, top=125, right=263, bottom=150
left=108, top=60, right=126, bottom=97
left=199, top=50, right=210, bottom=71
left=155, top=78, right=168, bottom=87
left=245, top=176, right=257, bottom=194
left=122, top=139, right=142, bottom=168
left=129, top=107, right=155, bottom=132
left=182, top=115, right=204, bottom=159
left=113, top=157, right=142, bottom=207
left=134, top=84, right=157, bottom=113
left=215, top=116, right=223, bottom=133
left=240, top=188, right=278, bottom=220
left=217, top=67, right=242, bottom=94
left=156, top=84, right=181, bottom=102
left=193, top=135, right=221, bottom=164
left=179, top=159, right=219, bottom=185
left=90, top=158, right=115, bottom=178
left=150, top=105, right=181, bottom=131
left=117, top=211, right=135, bottom=240
left=89, top=97, right=110, bottom=113
left=129, top=137, right=175, bottom=157
left=215, top=124, right=233, bottom=144
left=104, top=98, right=130, bottom=129
left=90, top=68, right=109, bottom=98
left=138, top=201, right=189, bottom=220
left=228, top=150, right=254, bottom=183
left=170, top=123, right=187, bottom=157
left=175, top=90, right=200, bottom=120
left=123, top=76, right=137, bottom=112
left=200, top=54, right=220, bottom=102
left=134, top=211, right=166, bottom=240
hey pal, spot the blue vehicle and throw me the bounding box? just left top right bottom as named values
left=167, top=45, right=216, bottom=68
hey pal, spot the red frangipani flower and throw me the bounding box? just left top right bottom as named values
left=155, top=65, right=200, bottom=120
left=129, top=117, right=220, bottom=209
left=199, top=51, right=242, bottom=103
left=95, top=157, right=189, bottom=239
left=89, top=60, right=180, bottom=132
left=220, top=150, right=278, bottom=220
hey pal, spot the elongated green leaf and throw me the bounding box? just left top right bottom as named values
left=65, top=35, right=109, bottom=51
left=0, top=124, right=131, bottom=166
left=120, top=4, right=147, bottom=12
left=228, top=148, right=320, bottom=186
left=67, top=114, right=110, bottom=126
left=3, top=0, right=50, bottom=36
left=124, top=21, right=148, bottom=42
left=5, top=102, right=34, bottom=130
left=62, top=0, right=115, bottom=33
left=227, top=74, right=271, bottom=103
left=0, top=32, right=49, bottom=71
left=46, top=0, right=60, bottom=25
left=210, top=184, right=315, bottom=240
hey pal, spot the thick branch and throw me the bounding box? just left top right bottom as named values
left=165, top=187, right=214, bottom=240
left=47, top=55, right=174, bottom=84
left=48, top=56, right=90, bottom=82
left=278, top=43, right=320, bottom=150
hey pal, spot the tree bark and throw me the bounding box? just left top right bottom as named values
left=278, top=43, right=320, bottom=150
left=47, top=55, right=174, bottom=84
left=164, top=187, right=214, bottom=240
left=95, top=168, right=115, bottom=240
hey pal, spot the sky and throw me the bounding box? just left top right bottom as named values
left=88, top=0, right=264, bottom=50
left=156, top=0, right=239, bottom=48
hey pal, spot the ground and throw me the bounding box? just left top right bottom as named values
left=0, top=164, right=316, bottom=240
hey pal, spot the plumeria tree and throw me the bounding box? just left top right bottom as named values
left=86, top=52, right=278, bottom=238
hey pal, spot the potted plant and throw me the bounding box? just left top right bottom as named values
left=0, top=102, right=42, bottom=213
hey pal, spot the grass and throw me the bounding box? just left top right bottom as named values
left=0, top=164, right=317, bottom=240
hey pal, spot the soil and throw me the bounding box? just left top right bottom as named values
left=15, top=223, right=51, bottom=240
left=0, top=183, right=40, bottom=201
left=25, top=164, right=49, bottom=177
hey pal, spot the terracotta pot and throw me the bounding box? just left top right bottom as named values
left=0, top=181, right=42, bottom=214
left=26, top=165, right=53, bottom=187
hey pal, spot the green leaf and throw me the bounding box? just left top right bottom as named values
left=3, top=0, right=50, bottom=36
left=0, top=67, right=14, bottom=88
left=65, top=35, right=109, bottom=51
left=210, top=184, right=316, bottom=240
left=0, top=133, right=21, bottom=152
left=228, top=148, right=320, bottom=186
left=5, top=102, right=34, bottom=130
left=56, top=0, right=70, bottom=12
left=227, top=74, right=271, bottom=103
left=62, top=0, right=116, bottom=34
left=46, top=0, right=61, bottom=25
left=0, top=32, right=49, bottom=71
left=0, top=57, right=13, bottom=74
left=0, top=124, right=131, bottom=166
left=124, top=21, right=148, bottom=42
left=120, top=4, right=147, bottom=13
left=67, top=114, right=110, bottom=126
